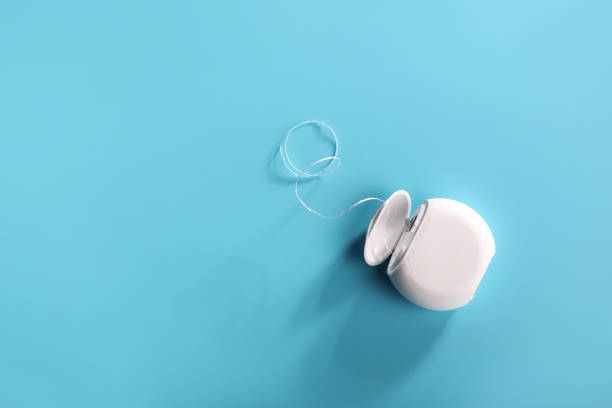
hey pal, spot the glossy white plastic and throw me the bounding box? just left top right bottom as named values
left=364, top=190, right=495, bottom=311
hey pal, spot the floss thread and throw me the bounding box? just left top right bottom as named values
left=280, top=120, right=384, bottom=219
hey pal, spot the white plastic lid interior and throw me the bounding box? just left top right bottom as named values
left=364, top=190, right=411, bottom=266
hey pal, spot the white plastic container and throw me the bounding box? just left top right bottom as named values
left=364, top=190, right=495, bottom=311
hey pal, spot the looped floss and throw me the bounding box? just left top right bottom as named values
left=280, top=120, right=384, bottom=219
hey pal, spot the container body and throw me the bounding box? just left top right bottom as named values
left=387, top=198, right=495, bottom=311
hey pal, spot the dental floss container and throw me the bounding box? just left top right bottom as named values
left=364, top=190, right=495, bottom=311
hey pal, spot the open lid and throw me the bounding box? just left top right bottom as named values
left=364, top=190, right=412, bottom=266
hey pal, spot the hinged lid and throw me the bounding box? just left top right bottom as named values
left=363, top=190, right=412, bottom=266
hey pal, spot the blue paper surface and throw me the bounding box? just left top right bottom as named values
left=1, top=1, right=611, bottom=406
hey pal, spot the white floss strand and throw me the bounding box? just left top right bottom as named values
left=280, top=120, right=384, bottom=219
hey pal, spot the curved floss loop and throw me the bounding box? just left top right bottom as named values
left=280, top=120, right=384, bottom=219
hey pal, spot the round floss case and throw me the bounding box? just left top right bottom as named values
left=364, top=190, right=495, bottom=311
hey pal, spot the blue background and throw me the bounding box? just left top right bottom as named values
left=1, top=1, right=611, bottom=407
